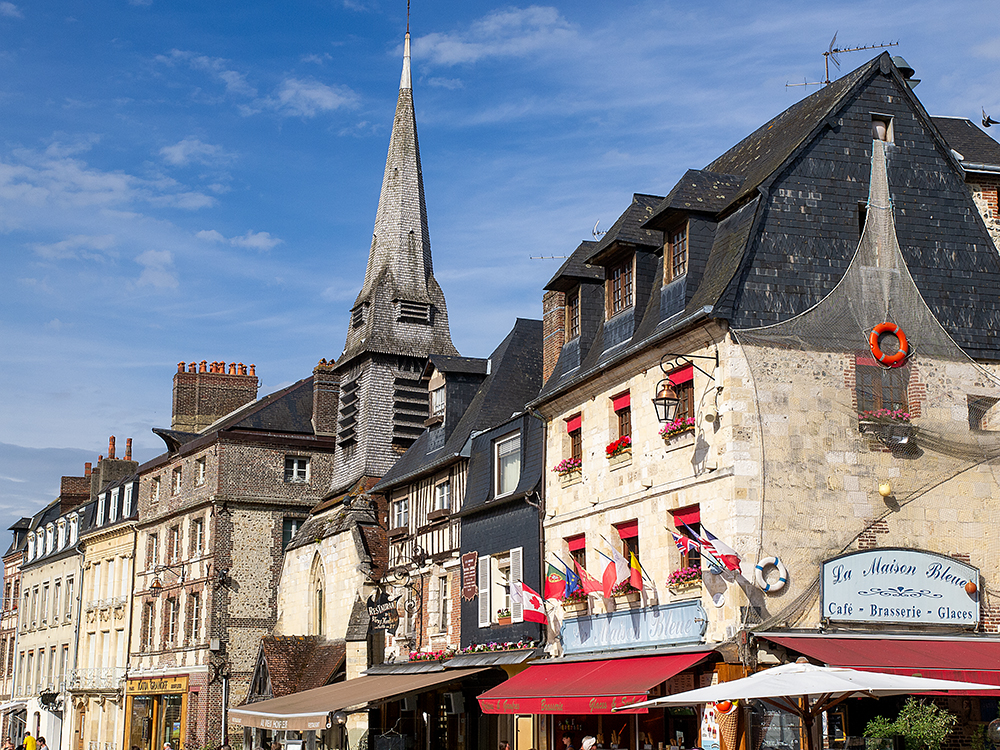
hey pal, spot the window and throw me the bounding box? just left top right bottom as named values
left=612, top=392, right=631, bottom=439
left=110, top=487, right=119, bottom=522
left=123, top=482, right=134, bottom=517
left=191, top=518, right=204, bottom=555
left=168, top=526, right=180, bottom=563
left=171, top=467, right=182, bottom=495
left=429, top=387, right=445, bottom=418
left=667, top=223, right=689, bottom=281
left=166, top=598, right=179, bottom=644
left=61, top=645, right=69, bottom=682
left=152, top=477, right=161, bottom=503
left=187, top=592, right=201, bottom=642
left=25, top=652, right=32, bottom=694
left=439, top=574, right=450, bottom=631
left=857, top=361, right=908, bottom=414
left=496, top=432, right=521, bottom=497
left=284, top=456, right=309, bottom=483
left=608, top=257, right=634, bottom=316
left=872, top=115, right=894, bottom=143
left=477, top=547, right=524, bottom=628
left=26, top=535, right=34, bottom=561
left=435, top=481, right=451, bottom=512
left=616, top=520, right=640, bottom=575
left=69, top=515, right=78, bottom=544
left=47, top=646, right=55, bottom=688
left=566, top=414, right=583, bottom=463
left=351, top=305, right=364, bottom=328
left=148, top=534, right=159, bottom=569
left=97, top=493, right=106, bottom=524
left=45, top=526, right=53, bottom=555
left=282, top=518, right=300, bottom=551
left=65, top=577, right=74, bottom=619
left=40, top=585, right=48, bottom=624
left=195, top=457, right=206, bottom=486
left=21, top=590, right=28, bottom=631
left=393, top=497, right=409, bottom=530
left=30, top=587, right=38, bottom=627
left=141, top=602, right=155, bottom=650
left=566, top=534, right=587, bottom=575
left=57, top=522, right=66, bottom=550
left=668, top=365, right=695, bottom=424
left=566, top=287, right=580, bottom=340
left=52, top=581, right=60, bottom=624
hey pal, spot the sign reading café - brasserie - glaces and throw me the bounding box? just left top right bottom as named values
left=822, top=549, right=979, bottom=626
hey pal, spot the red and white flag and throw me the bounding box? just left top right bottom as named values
left=512, top=581, right=547, bottom=624
left=702, top=527, right=742, bottom=572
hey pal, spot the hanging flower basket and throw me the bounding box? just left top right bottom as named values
left=667, top=566, right=702, bottom=591
left=610, top=580, right=641, bottom=605
left=605, top=435, right=632, bottom=458
left=660, top=417, right=696, bottom=441
left=858, top=409, right=915, bottom=445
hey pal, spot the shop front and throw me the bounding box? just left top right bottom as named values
left=124, top=675, right=189, bottom=750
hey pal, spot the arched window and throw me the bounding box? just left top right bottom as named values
left=310, top=554, right=326, bottom=637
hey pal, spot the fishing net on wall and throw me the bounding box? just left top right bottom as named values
left=732, top=139, right=1000, bottom=630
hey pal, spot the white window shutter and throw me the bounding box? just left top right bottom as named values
left=511, top=547, right=524, bottom=623
left=478, top=555, right=491, bottom=628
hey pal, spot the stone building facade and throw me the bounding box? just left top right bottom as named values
left=127, top=365, right=337, bottom=750
left=2, top=516, right=31, bottom=743
left=932, top=116, right=1000, bottom=251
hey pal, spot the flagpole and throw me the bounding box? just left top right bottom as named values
left=603, top=531, right=655, bottom=585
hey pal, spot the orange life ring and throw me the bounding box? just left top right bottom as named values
left=869, top=322, right=909, bottom=366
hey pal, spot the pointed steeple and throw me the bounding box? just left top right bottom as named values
left=340, top=28, right=457, bottom=364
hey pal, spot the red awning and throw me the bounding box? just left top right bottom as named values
left=612, top=393, right=631, bottom=412
left=566, top=534, right=586, bottom=552
left=668, top=365, right=693, bottom=385
left=566, top=415, right=582, bottom=433
left=671, top=505, right=700, bottom=527
left=616, top=520, right=638, bottom=539
left=765, top=636, right=1000, bottom=695
left=478, top=652, right=712, bottom=714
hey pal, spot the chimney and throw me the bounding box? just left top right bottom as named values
left=108, top=436, right=116, bottom=459
left=84, top=462, right=92, bottom=477
left=60, top=474, right=91, bottom=514
left=90, top=437, right=139, bottom=502
left=125, top=438, right=132, bottom=461
left=542, top=289, right=567, bottom=384
left=171, top=359, right=260, bottom=433
left=312, top=360, right=340, bottom=436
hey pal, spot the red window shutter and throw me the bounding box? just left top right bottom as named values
left=615, top=520, right=638, bottom=539
left=612, top=393, right=631, bottom=412
left=566, top=415, right=582, bottom=433
left=670, top=505, right=700, bottom=527
left=566, top=534, right=586, bottom=552
left=669, top=365, right=694, bottom=385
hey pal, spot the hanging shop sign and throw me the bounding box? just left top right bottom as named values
left=822, top=549, right=979, bottom=626
left=561, top=600, right=707, bottom=655
left=461, top=552, right=479, bottom=601
left=366, top=587, right=400, bottom=634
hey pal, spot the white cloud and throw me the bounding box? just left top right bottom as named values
left=426, top=77, right=464, bottom=90
left=0, top=2, right=23, bottom=18
left=135, top=249, right=178, bottom=288
left=412, top=6, right=576, bottom=66
left=32, top=233, right=117, bottom=260
left=157, top=50, right=257, bottom=97
left=264, top=78, right=358, bottom=117
left=301, top=53, right=332, bottom=65
left=159, top=138, right=232, bottom=167
left=197, top=228, right=282, bottom=250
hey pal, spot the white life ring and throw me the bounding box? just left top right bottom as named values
left=755, top=557, right=788, bottom=593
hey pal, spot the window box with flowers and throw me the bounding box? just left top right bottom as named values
left=561, top=589, right=589, bottom=617
left=606, top=436, right=632, bottom=468
left=553, top=457, right=583, bottom=487
left=667, top=566, right=702, bottom=594
left=610, top=579, right=641, bottom=607
left=858, top=408, right=914, bottom=445
left=496, top=607, right=511, bottom=626
left=660, top=416, right=696, bottom=443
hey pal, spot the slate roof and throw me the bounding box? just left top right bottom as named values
left=427, top=354, right=489, bottom=376
left=932, top=116, right=1000, bottom=170
left=646, top=171, right=745, bottom=228
left=544, top=241, right=603, bottom=292
left=259, top=636, right=345, bottom=698
left=586, top=193, right=664, bottom=265
left=374, top=318, right=543, bottom=491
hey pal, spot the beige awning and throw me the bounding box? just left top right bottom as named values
left=229, top=667, right=489, bottom=731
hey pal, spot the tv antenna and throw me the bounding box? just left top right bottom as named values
left=786, top=32, right=898, bottom=89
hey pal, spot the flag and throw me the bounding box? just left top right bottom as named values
left=565, top=561, right=581, bottom=595
left=517, top=581, right=548, bottom=624
left=574, top=559, right=603, bottom=595
left=703, top=527, right=742, bottom=571
left=545, top=563, right=567, bottom=600
left=671, top=530, right=700, bottom=554
left=629, top=551, right=644, bottom=589
left=602, top=559, right=618, bottom=598
left=682, top=523, right=725, bottom=570
left=598, top=547, right=629, bottom=597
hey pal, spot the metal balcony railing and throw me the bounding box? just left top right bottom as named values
left=67, top=667, right=125, bottom=690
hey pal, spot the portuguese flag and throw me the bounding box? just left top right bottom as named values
left=544, top=563, right=567, bottom=600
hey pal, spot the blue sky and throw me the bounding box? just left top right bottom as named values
left=1, top=0, right=999, bottom=529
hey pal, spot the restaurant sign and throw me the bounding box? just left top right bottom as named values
left=126, top=675, right=189, bottom=695
left=822, top=549, right=979, bottom=626
left=561, top=600, right=707, bottom=655
left=366, top=587, right=400, bottom=634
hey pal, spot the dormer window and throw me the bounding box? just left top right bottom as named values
left=566, top=287, right=581, bottom=340
left=666, top=223, right=689, bottom=282
left=607, top=256, right=634, bottom=317
left=429, top=387, right=445, bottom=419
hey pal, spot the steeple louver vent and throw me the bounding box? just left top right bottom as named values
left=397, top=300, right=432, bottom=324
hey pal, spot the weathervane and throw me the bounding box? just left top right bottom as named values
left=787, top=32, right=898, bottom=89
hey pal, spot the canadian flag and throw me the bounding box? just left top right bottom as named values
left=511, top=581, right=548, bottom=624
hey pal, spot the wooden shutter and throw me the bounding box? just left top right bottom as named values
left=510, top=547, right=524, bottom=623
left=477, top=555, right=491, bottom=628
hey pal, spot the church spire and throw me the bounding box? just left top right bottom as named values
left=339, top=25, right=457, bottom=364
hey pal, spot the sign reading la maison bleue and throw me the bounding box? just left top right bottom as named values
left=822, top=549, right=979, bottom=626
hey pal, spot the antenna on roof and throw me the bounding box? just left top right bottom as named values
left=786, top=33, right=898, bottom=90
left=529, top=255, right=569, bottom=260
left=593, top=220, right=607, bottom=240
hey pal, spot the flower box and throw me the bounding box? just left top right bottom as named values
left=668, top=580, right=702, bottom=595
left=608, top=450, right=632, bottom=469
left=552, top=457, right=582, bottom=475
left=605, top=435, right=632, bottom=458
left=497, top=616, right=511, bottom=626
left=562, top=600, right=589, bottom=617
left=559, top=470, right=583, bottom=488
left=660, top=416, right=696, bottom=441
left=614, top=590, right=642, bottom=608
